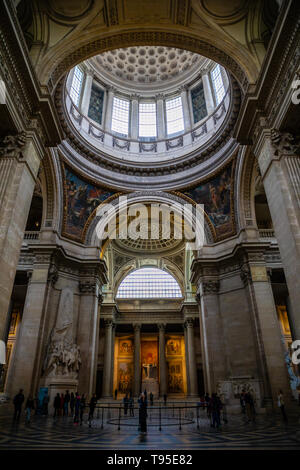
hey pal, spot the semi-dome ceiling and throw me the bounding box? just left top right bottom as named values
left=89, top=46, right=208, bottom=89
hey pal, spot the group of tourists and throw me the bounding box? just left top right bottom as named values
left=197, top=392, right=226, bottom=428
left=12, top=388, right=98, bottom=426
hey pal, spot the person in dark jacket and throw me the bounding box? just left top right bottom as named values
left=88, top=394, right=97, bottom=422
left=73, top=392, right=81, bottom=424
left=42, top=393, right=49, bottom=416
left=25, top=395, right=35, bottom=424
left=210, top=393, right=222, bottom=428
left=80, top=394, right=86, bottom=425
left=139, top=394, right=148, bottom=434
left=123, top=394, right=129, bottom=415
left=13, top=389, right=25, bottom=421
left=53, top=393, right=61, bottom=418
left=70, top=392, right=75, bottom=416
left=64, top=390, right=70, bottom=416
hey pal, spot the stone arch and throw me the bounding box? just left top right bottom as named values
left=39, top=28, right=259, bottom=94
left=84, top=191, right=214, bottom=249
left=40, top=150, right=61, bottom=230
left=235, top=145, right=257, bottom=231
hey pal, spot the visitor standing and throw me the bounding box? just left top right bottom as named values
left=70, top=392, right=75, bottom=416
left=244, top=391, right=255, bottom=423
left=163, top=393, right=167, bottom=406
left=80, top=394, right=86, bottom=425
left=150, top=392, right=154, bottom=406
left=13, top=389, right=24, bottom=421
left=114, top=389, right=118, bottom=400
left=25, top=395, right=35, bottom=424
left=59, top=393, right=64, bottom=416
left=240, top=391, right=246, bottom=414
left=53, top=393, right=61, bottom=418
left=88, top=394, right=97, bottom=422
left=278, top=390, right=288, bottom=422
left=139, top=394, right=148, bottom=434
left=211, top=393, right=222, bottom=428
left=123, top=393, right=129, bottom=415
left=129, top=396, right=134, bottom=416
left=42, top=393, right=49, bottom=416
left=74, top=392, right=81, bottom=424
left=64, top=390, right=70, bottom=416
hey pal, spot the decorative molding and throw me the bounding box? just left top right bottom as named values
left=0, top=132, right=27, bottom=158
left=270, top=129, right=300, bottom=156
left=201, top=280, right=220, bottom=294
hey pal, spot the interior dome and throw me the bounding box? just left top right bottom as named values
left=90, top=46, right=207, bottom=89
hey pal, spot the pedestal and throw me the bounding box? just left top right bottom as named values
left=141, top=378, right=159, bottom=399
left=44, top=376, right=78, bottom=404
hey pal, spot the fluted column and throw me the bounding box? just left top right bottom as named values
left=130, top=94, right=139, bottom=139
left=102, top=320, right=114, bottom=398
left=104, top=86, right=114, bottom=132
left=0, top=133, right=42, bottom=366
left=197, top=279, right=226, bottom=395
left=241, top=253, right=291, bottom=406
left=185, top=319, right=198, bottom=397
left=80, top=70, right=93, bottom=116
left=184, top=325, right=190, bottom=395
left=202, top=70, right=215, bottom=114
left=6, top=254, right=54, bottom=396
left=133, top=323, right=141, bottom=397
left=156, top=94, right=165, bottom=139
left=180, top=85, right=191, bottom=131
left=255, top=130, right=300, bottom=340
left=158, top=323, right=167, bottom=396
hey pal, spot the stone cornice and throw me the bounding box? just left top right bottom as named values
left=55, top=74, right=241, bottom=187
left=234, top=0, right=300, bottom=145
left=0, top=1, right=62, bottom=146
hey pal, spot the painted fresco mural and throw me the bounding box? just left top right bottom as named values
left=63, top=165, right=116, bottom=241
left=182, top=162, right=234, bottom=239
left=117, top=362, right=133, bottom=394
left=167, top=362, right=184, bottom=393
left=141, top=341, right=158, bottom=381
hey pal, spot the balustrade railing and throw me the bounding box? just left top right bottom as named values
left=65, top=86, right=230, bottom=157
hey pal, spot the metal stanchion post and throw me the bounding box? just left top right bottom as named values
left=118, top=405, right=121, bottom=431
left=159, top=404, right=162, bottom=432
left=197, top=406, right=199, bottom=429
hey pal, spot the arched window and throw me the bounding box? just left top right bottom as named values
left=116, top=267, right=182, bottom=299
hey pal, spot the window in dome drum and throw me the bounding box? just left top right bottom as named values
left=191, top=82, right=207, bottom=124
left=88, top=85, right=104, bottom=125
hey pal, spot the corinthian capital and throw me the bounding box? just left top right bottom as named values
left=270, top=129, right=300, bottom=156
left=0, top=131, right=27, bottom=158
left=201, top=280, right=220, bottom=294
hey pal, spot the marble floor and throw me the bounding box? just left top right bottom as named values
left=0, top=404, right=299, bottom=450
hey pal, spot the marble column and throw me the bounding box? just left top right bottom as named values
left=158, top=323, right=167, bottom=396
left=80, top=70, right=93, bottom=116
left=133, top=323, right=141, bottom=397
left=156, top=94, right=165, bottom=139
left=78, top=279, right=101, bottom=397
left=255, top=131, right=300, bottom=340
left=6, top=253, right=53, bottom=397
left=180, top=86, right=191, bottom=131
left=0, top=133, right=42, bottom=367
left=185, top=319, right=198, bottom=397
left=197, top=279, right=226, bottom=395
left=102, top=320, right=114, bottom=398
left=184, top=325, right=191, bottom=395
left=202, top=70, right=215, bottom=114
left=104, top=87, right=114, bottom=132
left=242, top=255, right=291, bottom=406
left=130, top=94, right=139, bottom=139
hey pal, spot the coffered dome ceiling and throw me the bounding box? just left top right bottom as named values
left=89, top=46, right=208, bottom=89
